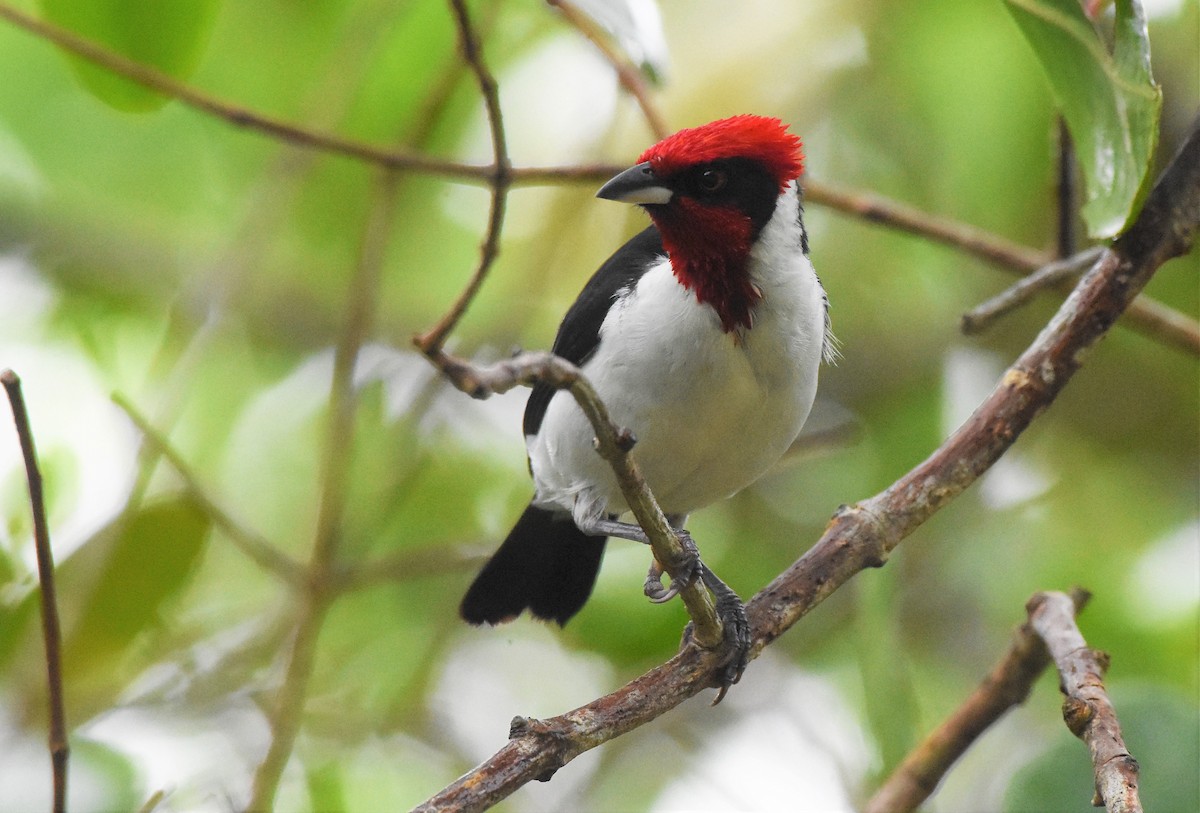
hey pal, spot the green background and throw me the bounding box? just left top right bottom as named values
left=0, top=0, right=1196, bottom=810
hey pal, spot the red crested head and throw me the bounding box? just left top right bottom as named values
left=596, top=115, right=807, bottom=335
left=637, top=115, right=804, bottom=191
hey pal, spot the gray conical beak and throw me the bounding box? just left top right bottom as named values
left=596, top=161, right=673, bottom=205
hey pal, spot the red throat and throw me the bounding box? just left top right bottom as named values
left=651, top=202, right=760, bottom=333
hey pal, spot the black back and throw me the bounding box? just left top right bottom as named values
left=523, top=225, right=665, bottom=438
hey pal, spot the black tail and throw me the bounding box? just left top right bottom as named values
left=460, top=503, right=607, bottom=626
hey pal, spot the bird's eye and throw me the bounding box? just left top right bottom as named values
left=696, top=168, right=727, bottom=194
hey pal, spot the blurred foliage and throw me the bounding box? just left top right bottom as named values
left=39, top=0, right=220, bottom=111
left=0, top=0, right=1196, bottom=811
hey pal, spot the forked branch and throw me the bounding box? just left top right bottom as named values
left=863, top=588, right=1090, bottom=813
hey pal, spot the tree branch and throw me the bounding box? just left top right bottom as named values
left=413, top=110, right=1200, bottom=813
left=804, top=179, right=1051, bottom=270
left=2, top=370, right=68, bottom=813
left=0, top=2, right=613, bottom=189
left=806, top=179, right=1199, bottom=356
left=863, top=588, right=1090, bottom=813
left=1028, top=591, right=1143, bottom=813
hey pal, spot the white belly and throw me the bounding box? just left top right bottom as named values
left=527, top=244, right=826, bottom=522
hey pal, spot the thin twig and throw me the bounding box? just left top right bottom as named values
left=2, top=370, right=68, bottom=813
left=804, top=178, right=1051, bottom=271
left=245, top=172, right=399, bottom=813
left=863, top=589, right=1090, bottom=813
left=0, top=4, right=482, bottom=177
left=415, top=0, right=512, bottom=353
left=112, top=392, right=305, bottom=586
left=546, top=0, right=670, bottom=139
left=331, top=545, right=484, bottom=592
left=0, top=1, right=607, bottom=189
left=961, top=246, right=1105, bottom=334
left=806, top=178, right=1199, bottom=355
left=136, top=788, right=167, bottom=813
left=1028, top=591, right=1143, bottom=813
left=413, top=113, right=1200, bottom=812
left=1113, top=295, right=1200, bottom=354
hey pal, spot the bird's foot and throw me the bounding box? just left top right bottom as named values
left=643, top=530, right=701, bottom=603
left=680, top=566, right=750, bottom=704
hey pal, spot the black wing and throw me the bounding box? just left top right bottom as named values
left=523, top=225, right=665, bottom=439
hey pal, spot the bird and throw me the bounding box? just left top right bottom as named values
left=460, top=114, right=835, bottom=684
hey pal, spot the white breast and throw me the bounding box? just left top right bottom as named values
left=527, top=183, right=827, bottom=525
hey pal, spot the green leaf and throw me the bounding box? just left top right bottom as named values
left=0, top=496, right=211, bottom=714
left=61, top=496, right=211, bottom=676
left=39, top=0, right=221, bottom=112
left=1005, top=0, right=1161, bottom=238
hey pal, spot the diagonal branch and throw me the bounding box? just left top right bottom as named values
left=412, top=110, right=1200, bottom=813
left=112, top=392, right=306, bottom=587
left=0, top=3, right=481, bottom=177
left=1028, top=591, right=1143, bottom=813
left=0, top=2, right=610, bottom=189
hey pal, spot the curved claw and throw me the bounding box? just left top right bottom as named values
left=700, top=565, right=751, bottom=705
left=647, top=581, right=681, bottom=603
left=644, top=560, right=684, bottom=603
left=643, top=530, right=702, bottom=605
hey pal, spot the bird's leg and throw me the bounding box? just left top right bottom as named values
left=577, top=507, right=747, bottom=700
left=573, top=509, right=701, bottom=601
